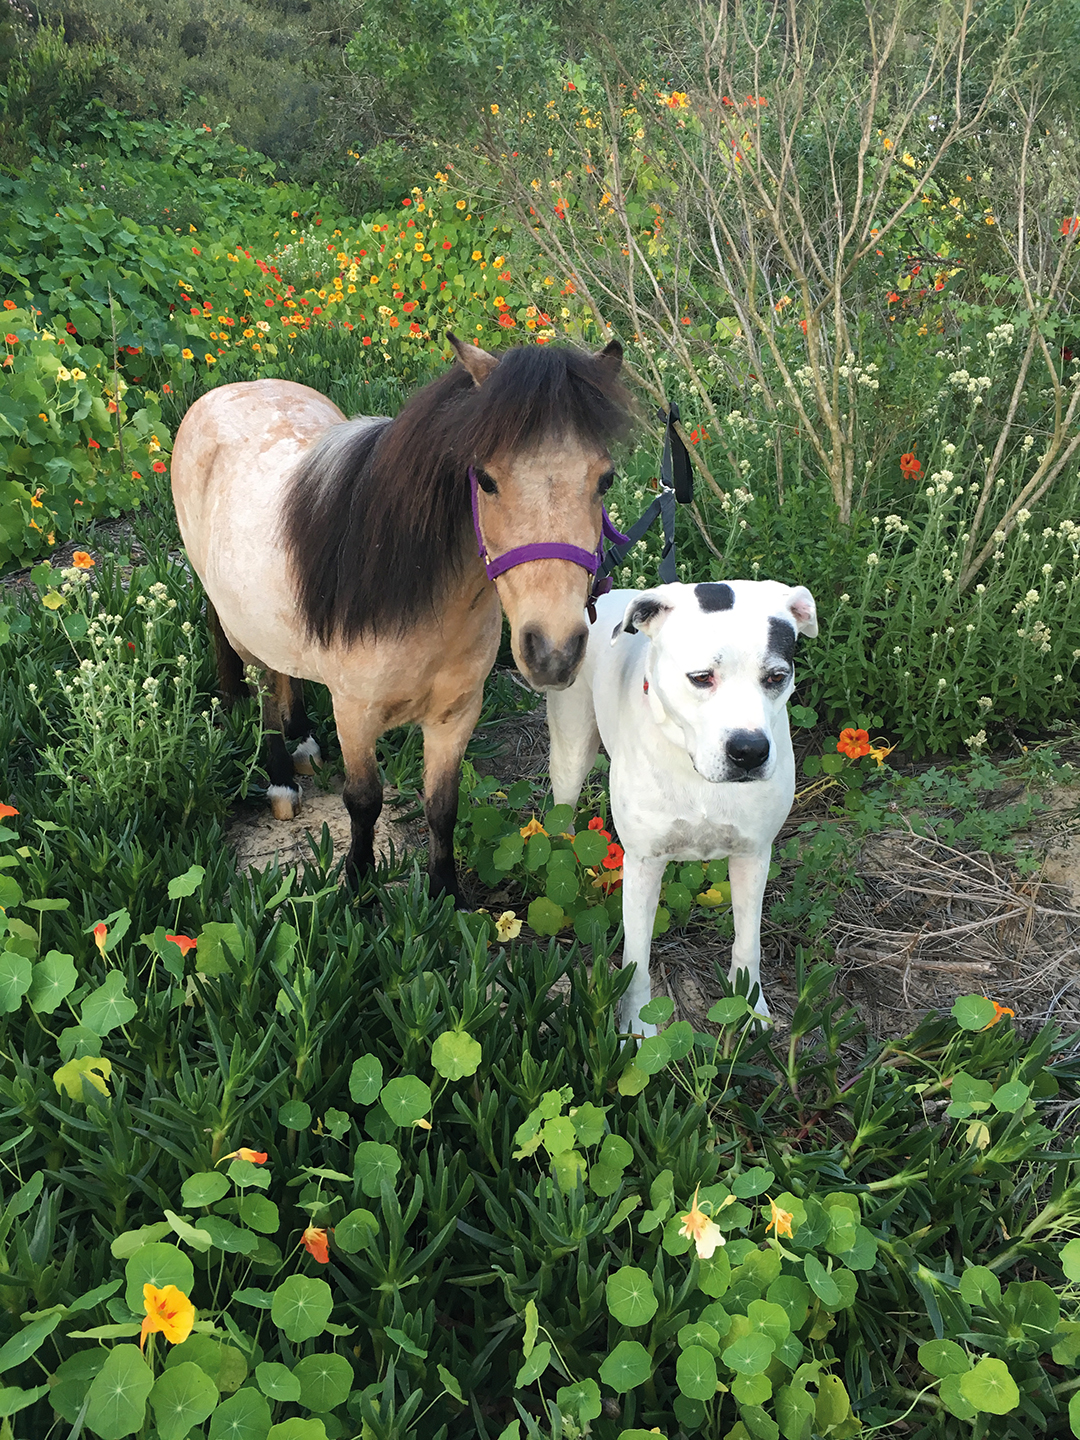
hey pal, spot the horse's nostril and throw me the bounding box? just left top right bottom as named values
left=520, top=626, right=548, bottom=671
left=519, top=626, right=588, bottom=687
left=726, top=729, right=770, bottom=771
left=564, top=627, right=587, bottom=672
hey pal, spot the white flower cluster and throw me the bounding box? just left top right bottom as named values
left=948, top=369, right=992, bottom=394
left=986, top=322, right=1015, bottom=349
left=883, top=514, right=909, bottom=535
left=838, top=358, right=880, bottom=390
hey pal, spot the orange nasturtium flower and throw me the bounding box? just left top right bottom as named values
left=140, top=1283, right=195, bottom=1350
left=867, top=741, right=895, bottom=768
left=982, top=999, right=1015, bottom=1028
left=219, top=1147, right=269, bottom=1165
left=0, top=804, right=18, bottom=819
left=301, top=1225, right=330, bottom=1264
left=72, top=551, right=94, bottom=569
left=93, top=923, right=107, bottom=955
left=765, top=1197, right=795, bottom=1239
left=837, top=727, right=871, bottom=760
left=678, top=1186, right=725, bottom=1259
left=165, top=934, right=197, bottom=956
left=519, top=817, right=548, bottom=840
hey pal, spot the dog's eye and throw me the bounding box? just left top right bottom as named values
left=475, top=468, right=498, bottom=495
left=598, top=470, right=615, bottom=496
left=764, top=669, right=790, bottom=687
left=687, top=671, right=714, bottom=689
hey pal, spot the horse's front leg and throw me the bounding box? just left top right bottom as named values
left=332, top=696, right=386, bottom=885
left=421, top=686, right=486, bottom=905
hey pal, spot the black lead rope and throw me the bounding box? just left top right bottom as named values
left=596, top=400, right=694, bottom=591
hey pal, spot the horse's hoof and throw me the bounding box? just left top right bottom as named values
left=291, top=736, right=322, bottom=776
left=268, top=784, right=300, bottom=820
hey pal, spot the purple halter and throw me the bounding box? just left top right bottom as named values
left=468, top=465, right=629, bottom=607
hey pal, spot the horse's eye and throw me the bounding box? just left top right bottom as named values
left=476, top=468, right=498, bottom=495
left=598, top=470, right=615, bottom=496
left=687, top=671, right=714, bottom=689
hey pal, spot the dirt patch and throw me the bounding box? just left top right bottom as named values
left=229, top=773, right=413, bottom=875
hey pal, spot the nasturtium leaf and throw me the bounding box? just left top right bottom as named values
left=524, top=1299, right=539, bottom=1357
left=438, top=1364, right=465, bottom=1403
left=991, top=1079, right=1030, bottom=1113
left=334, top=1208, right=378, bottom=1253
left=767, top=1275, right=811, bottom=1329
left=959, top=1265, right=1001, bottom=1308
left=664, top=1021, right=694, bottom=1061
left=349, top=1055, right=383, bottom=1105
left=747, top=1299, right=790, bottom=1346
left=604, top=1195, right=641, bottom=1233
left=1062, top=1238, right=1080, bottom=1282
left=54, top=1054, right=112, bottom=1102
left=696, top=1248, right=732, bottom=1299
left=353, top=1142, right=401, bottom=1197
left=111, top=1222, right=173, bottom=1260
left=551, top=1149, right=586, bottom=1192
left=639, top=996, right=675, bottom=1026
left=918, top=1339, right=971, bottom=1378
left=279, top=1100, right=312, bottom=1130
left=0, top=1311, right=61, bottom=1373
left=181, top=1171, right=229, bottom=1208
left=207, top=1387, right=271, bottom=1440
left=28, top=950, right=77, bottom=1013
left=678, top=1322, right=720, bottom=1356
left=227, top=1158, right=270, bottom=1191
left=194, top=922, right=243, bottom=977
left=606, top=1266, right=659, bottom=1326
left=80, top=971, right=137, bottom=1037
left=588, top=1162, right=623, bottom=1197
left=732, top=1371, right=772, bottom=1406
left=958, top=1357, right=1020, bottom=1415
left=722, top=1333, right=774, bottom=1375
left=0, top=1383, right=50, bottom=1417
left=732, top=1168, right=775, bottom=1198
left=233, top=1288, right=274, bottom=1309
left=557, top=1378, right=602, bottom=1424
left=150, top=1361, right=219, bottom=1440
left=573, top=906, right=609, bottom=944
left=635, top=1032, right=672, bottom=1076
left=256, top=1362, right=300, bottom=1402
left=238, top=1194, right=280, bottom=1234
left=951, top=994, right=998, bottom=1030
left=598, top=1340, right=653, bottom=1392
left=167, top=865, right=205, bottom=900
left=528, top=896, right=566, bottom=935
left=775, top=1381, right=815, bottom=1440
left=164, top=1336, right=246, bottom=1394
left=85, top=1344, right=155, bottom=1440
left=293, top=1353, right=353, bottom=1412
left=572, top=829, right=609, bottom=866
left=803, top=1254, right=840, bottom=1307
left=600, top=1133, right=633, bottom=1169
left=525, top=833, right=551, bottom=869
left=58, top=1025, right=103, bottom=1062
left=617, top=1061, right=650, bottom=1096
left=267, top=1420, right=330, bottom=1439
left=271, top=1275, right=333, bottom=1343
left=199, top=1218, right=259, bottom=1255
left=515, top=1341, right=550, bottom=1388
left=163, top=1210, right=213, bottom=1252
left=379, top=1075, right=431, bottom=1126
left=432, top=1030, right=482, bottom=1080
left=1070, top=1390, right=1080, bottom=1439
left=541, top=1116, right=575, bottom=1155
left=124, top=1243, right=195, bottom=1315
left=0, top=951, right=31, bottom=1013
left=676, top=1344, right=719, bottom=1400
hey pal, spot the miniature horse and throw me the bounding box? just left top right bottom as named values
left=171, top=335, right=632, bottom=900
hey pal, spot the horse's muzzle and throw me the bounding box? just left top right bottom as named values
left=519, top=624, right=588, bottom=690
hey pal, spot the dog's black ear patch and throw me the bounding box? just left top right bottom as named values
left=625, top=597, right=666, bottom=634
left=767, top=616, right=797, bottom=664
left=696, top=582, right=735, bottom=613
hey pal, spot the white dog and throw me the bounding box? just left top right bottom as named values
left=546, top=580, right=818, bottom=1036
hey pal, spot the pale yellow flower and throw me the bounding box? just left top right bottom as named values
left=678, top=1186, right=725, bottom=1259
left=495, top=911, right=522, bottom=941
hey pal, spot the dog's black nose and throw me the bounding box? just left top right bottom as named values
left=726, top=729, right=770, bottom=772
left=519, top=625, right=588, bottom=689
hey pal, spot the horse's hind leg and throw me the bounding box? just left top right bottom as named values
left=421, top=686, right=486, bottom=905
left=284, top=678, right=322, bottom=776
left=207, top=600, right=247, bottom=706
left=332, top=696, right=385, bottom=884
left=264, top=669, right=302, bottom=821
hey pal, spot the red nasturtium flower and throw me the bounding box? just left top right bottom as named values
left=87, top=438, right=100, bottom=449
left=165, top=934, right=197, bottom=956
left=141, top=1283, right=195, bottom=1350
left=152, top=461, right=167, bottom=473
left=0, top=803, right=18, bottom=819
left=301, top=1225, right=330, bottom=1264
left=93, top=922, right=107, bottom=955
left=899, top=450, right=921, bottom=478
left=587, top=815, right=609, bottom=833
left=602, top=841, right=624, bottom=870
left=837, top=727, right=871, bottom=759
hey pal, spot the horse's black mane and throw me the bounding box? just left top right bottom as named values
left=283, top=342, right=634, bottom=645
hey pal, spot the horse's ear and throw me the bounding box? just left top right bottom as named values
left=447, top=331, right=499, bottom=386
left=595, top=337, right=623, bottom=377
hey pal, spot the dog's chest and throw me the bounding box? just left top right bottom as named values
left=651, top=816, right=742, bottom=860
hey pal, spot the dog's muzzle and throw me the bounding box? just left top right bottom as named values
left=725, top=728, right=771, bottom=780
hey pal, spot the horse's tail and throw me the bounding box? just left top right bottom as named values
left=207, top=600, right=247, bottom=705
